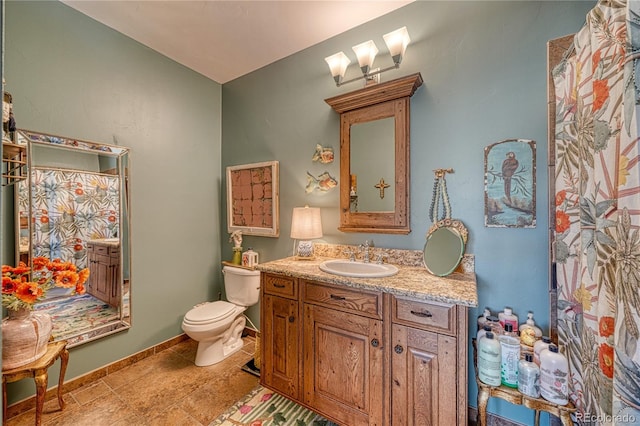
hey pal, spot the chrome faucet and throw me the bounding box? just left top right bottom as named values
left=359, top=240, right=373, bottom=263
left=343, top=248, right=356, bottom=262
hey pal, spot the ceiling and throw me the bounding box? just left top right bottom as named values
left=61, top=0, right=413, bottom=84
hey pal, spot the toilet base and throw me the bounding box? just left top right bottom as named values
left=193, top=315, right=246, bottom=366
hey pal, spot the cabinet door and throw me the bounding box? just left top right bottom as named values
left=261, top=294, right=299, bottom=400
left=390, top=324, right=457, bottom=425
left=303, top=304, right=383, bottom=426
left=88, top=253, right=111, bottom=303
left=108, top=256, right=121, bottom=307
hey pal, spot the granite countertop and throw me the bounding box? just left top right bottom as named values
left=255, top=256, right=478, bottom=307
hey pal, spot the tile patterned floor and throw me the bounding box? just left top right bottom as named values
left=5, top=337, right=259, bottom=426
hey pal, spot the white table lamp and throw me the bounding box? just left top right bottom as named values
left=290, top=206, right=323, bottom=260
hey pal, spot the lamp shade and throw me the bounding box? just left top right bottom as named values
left=352, top=40, right=378, bottom=74
left=290, top=206, right=323, bottom=240
left=324, top=52, right=351, bottom=84
left=383, top=26, right=410, bottom=65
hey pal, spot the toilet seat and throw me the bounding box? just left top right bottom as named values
left=184, top=301, right=237, bottom=325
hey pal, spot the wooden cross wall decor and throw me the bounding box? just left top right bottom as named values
left=375, top=178, right=390, bottom=199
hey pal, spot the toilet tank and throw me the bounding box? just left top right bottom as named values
left=223, top=266, right=261, bottom=307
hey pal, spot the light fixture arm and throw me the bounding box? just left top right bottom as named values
left=334, top=63, right=400, bottom=87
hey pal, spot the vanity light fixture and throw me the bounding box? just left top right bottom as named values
left=290, top=205, right=323, bottom=260
left=325, top=26, right=410, bottom=87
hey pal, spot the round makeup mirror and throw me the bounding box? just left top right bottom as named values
left=423, top=220, right=468, bottom=276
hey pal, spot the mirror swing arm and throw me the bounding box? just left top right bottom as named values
left=325, top=73, right=423, bottom=234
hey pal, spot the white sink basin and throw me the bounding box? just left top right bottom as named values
left=319, top=259, right=399, bottom=278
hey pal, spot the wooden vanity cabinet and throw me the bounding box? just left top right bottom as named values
left=86, top=242, right=120, bottom=307
left=260, top=272, right=468, bottom=425
left=302, top=281, right=384, bottom=426
left=389, top=296, right=464, bottom=425
left=261, top=274, right=300, bottom=401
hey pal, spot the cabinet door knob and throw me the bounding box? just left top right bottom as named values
left=394, top=344, right=404, bottom=354
left=410, top=310, right=433, bottom=318
left=273, top=283, right=286, bottom=288
left=371, top=338, right=379, bottom=348
left=330, top=294, right=346, bottom=301
left=288, top=316, right=295, bottom=323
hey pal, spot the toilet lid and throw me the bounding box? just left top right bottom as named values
left=184, top=301, right=237, bottom=324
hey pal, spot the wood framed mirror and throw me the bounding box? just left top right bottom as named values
left=325, top=73, right=422, bottom=234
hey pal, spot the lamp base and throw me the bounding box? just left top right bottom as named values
left=295, top=240, right=315, bottom=260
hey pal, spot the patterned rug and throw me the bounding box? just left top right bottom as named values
left=34, top=293, right=119, bottom=340
left=209, top=385, right=338, bottom=426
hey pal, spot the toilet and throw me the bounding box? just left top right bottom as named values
left=181, top=265, right=260, bottom=366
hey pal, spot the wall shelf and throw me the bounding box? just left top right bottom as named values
left=2, top=141, right=28, bottom=186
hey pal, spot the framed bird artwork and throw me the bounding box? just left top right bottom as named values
left=484, top=139, right=536, bottom=228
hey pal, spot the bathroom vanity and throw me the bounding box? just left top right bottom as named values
left=256, top=250, right=477, bottom=425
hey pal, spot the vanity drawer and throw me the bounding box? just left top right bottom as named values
left=303, top=280, right=382, bottom=319
left=263, top=274, right=297, bottom=299
left=87, top=244, right=118, bottom=256
left=392, top=297, right=456, bottom=335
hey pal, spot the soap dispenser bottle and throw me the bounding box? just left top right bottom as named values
left=519, top=312, right=543, bottom=338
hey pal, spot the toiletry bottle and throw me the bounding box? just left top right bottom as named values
left=518, top=353, right=540, bottom=398
left=499, top=324, right=520, bottom=388
left=498, top=307, right=519, bottom=330
left=477, top=324, right=492, bottom=342
left=519, top=312, right=543, bottom=338
left=477, top=308, right=492, bottom=330
left=478, top=332, right=502, bottom=386
left=539, top=344, right=569, bottom=405
left=503, top=323, right=519, bottom=338
left=485, top=315, right=504, bottom=336
left=533, top=336, right=552, bottom=366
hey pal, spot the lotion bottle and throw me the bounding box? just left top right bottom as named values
left=478, top=332, right=502, bottom=386
left=499, top=325, right=520, bottom=388
left=518, top=353, right=540, bottom=398
left=477, top=308, right=492, bottom=330
left=499, top=307, right=519, bottom=330
left=485, top=315, right=504, bottom=336
left=533, top=336, right=552, bottom=366
left=477, top=324, right=492, bottom=342
left=539, top=344, right=569, bottom=405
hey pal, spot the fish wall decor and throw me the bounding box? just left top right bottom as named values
left=305, top=171, right=337, bottom=194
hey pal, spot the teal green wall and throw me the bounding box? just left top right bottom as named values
left=2, top=0, right=594, bottom=423
left=222, top=1, right=594, bottom=424
left=3, top=0, right=223, bottom=404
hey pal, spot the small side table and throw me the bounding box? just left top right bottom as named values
left=473, top=339, right=576, bottom=426
left=2, top=341, right=69, bottom=426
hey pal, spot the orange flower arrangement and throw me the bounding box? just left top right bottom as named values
left=2, top=257, right=89, bottom=311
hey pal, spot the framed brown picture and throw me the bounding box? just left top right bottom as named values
left=226, top=161, right=279, bottom=237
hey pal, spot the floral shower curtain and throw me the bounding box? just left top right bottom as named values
left=553, top=0, right=640, bottom=424
left=21, top=168, right=120, bottom=269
